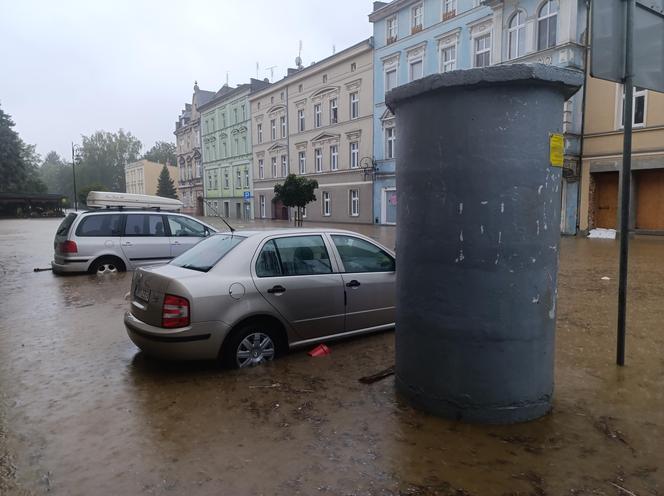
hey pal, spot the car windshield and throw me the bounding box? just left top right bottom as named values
left=170, top=234, right=245, bottom=272
left=56, top=213, right=77, bottom=236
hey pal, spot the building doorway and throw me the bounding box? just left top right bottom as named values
left=381, top=188, right=397, bottom=225
left=593, top=172, right=619, bottom=229
left=635, top=169, right=664, bottom=230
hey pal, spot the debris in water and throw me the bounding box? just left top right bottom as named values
left=601, top=276, right=611, bottom=281
left=588, top=228, right=616, bottom=239
left=359, top=366, right=395, bottom=384
left=308, top=344, right=331, bottom=357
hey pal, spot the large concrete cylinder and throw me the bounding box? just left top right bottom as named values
left=387, top=64, right=584, bottom=424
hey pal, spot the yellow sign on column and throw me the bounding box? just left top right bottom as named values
left=549, top=133, right=564, bottom=167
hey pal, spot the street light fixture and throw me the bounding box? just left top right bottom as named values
left=71, top=143, right=81, bottom=211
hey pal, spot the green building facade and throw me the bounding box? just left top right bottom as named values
left=200, top=79, right=269, bottom=220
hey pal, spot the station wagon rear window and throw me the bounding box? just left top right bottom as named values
left=171, top=234, right=245, bottom=272
left=56, top=212, right=77, bottom=236
left=75, top=214, right=123, bottom=237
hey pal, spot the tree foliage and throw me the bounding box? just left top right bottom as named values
left=0, top=104, right=47, bottom=193
left=143, top=141, right=176, bottom=166
left=77, top=130, right=142, bottom=193
left=39, top=151, right=74, bottom=203
left=78, top=183, right=107, bottom=206
left=274, top=174, right=318, bottom=226
left=156, top=165, right=178, bottom=199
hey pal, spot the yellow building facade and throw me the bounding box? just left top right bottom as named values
left=580, top=76, right=664, bottom=232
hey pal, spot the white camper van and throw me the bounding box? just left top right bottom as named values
left=51, top=192, right=218, bottom=274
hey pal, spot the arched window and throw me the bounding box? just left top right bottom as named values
left=538, top=0, right=558, bottom=50
left=508, top=11, right=526, bottom=59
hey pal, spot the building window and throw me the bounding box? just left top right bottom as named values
left=350, top=142, right=359, bottom=168
left=412, top=3, right=423, bottom=33
left=280, top=115, right=287, bottom=138
left=235, top=169, right=241, bottom=188
left=351, top=62, right=357, bottom=72
left=281, top=154, right=288, bottom=177
left=409, top=57, right=423, bottom=81
left=224, top=171, right=229, bottom=189
left=323, top=191, right=331, bottom=216
left=299, top=151, right=306, bottom=174
left=330, top=98, right=338, bottom=124
left=207, top=173, right=213, bottom=189
left=538, top=0, right=558, bottom=51
left=440, top=44, right=457, bottom=72
left=259, top=195, right=266, bottom=218
left=621, top=86, right=647, bottom=127
left=211, top=117, right=215, bottom=131
left=234, top=137, right=239, bottom=156
left=245, top=169, right=249, bottom=188
left=298, top=109, right=305, bottom=131
left=386, top=16, right=398, bottom=44
left=323, top=74, right=328, bottom=83
left=242, top=136, right=247, bottom=154
left=257, top=102, right=261, bottom=110
left=298, top=84, right=303, bottom=93
left=314, top=103, right=322, bottom=128
left=385, top=67, right=397, bottom=95
left=222, top=141, right=227, bottom=158
left=350, top=92, right=359, bottom=119
left=257, top=123, right=263, bottom=144
left=270, top=119, right=276, bottom=140
left=271, top=157, right=277, bottom=177
left=330, top=145, right=338, bottom=171
left=474, top=33, right=491, bottom=68
left=221, top=114, right=226, bottom=127
left=241, top=104, right=246, bottom=120
left=508, top=11, right=526, bottom=60
left=350, top=189, right=359, bottom=217
left=442, top=0, right=456, bottom=20
left=315, top=148, right=323, bottom=172
left=385, top=126, right=396, bottom=159
left=271, top=96, right=274, bottom=104
left=280, top=91, right=284, bottom=100
left=233, top=108, right=238, bottom=123
left=259, top=159, right=264, bottom=179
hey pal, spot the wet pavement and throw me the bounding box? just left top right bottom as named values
left=0, top=217, right=663, bottom=496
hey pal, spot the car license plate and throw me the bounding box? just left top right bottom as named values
left=134, top=285, right=150, bottom=302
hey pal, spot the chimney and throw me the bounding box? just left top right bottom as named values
left=373, top=1, right=388, bottom=12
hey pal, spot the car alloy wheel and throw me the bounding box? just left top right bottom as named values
left=236, top=332, right=275, bottom=368
left=97, top=262, right=118, bottom=275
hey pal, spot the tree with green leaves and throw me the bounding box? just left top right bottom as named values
left=40, top=151, right=74, bottom=203
left=78, top=183, right=107, bottom=206
left=274, top=174, right=319, bottom=226
left=0, top=104, right=47, bottom=193
left=143, top=141, right=177, bottom=166
left=77, top=129, right=142, bottom=193
left=156, top=164, right=178, bottom=199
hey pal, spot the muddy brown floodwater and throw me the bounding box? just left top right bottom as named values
left=1, top=218, right=663, bottom=496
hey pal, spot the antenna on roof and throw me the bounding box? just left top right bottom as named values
left=203, top=199, right=235, bottom=233
left=295, top=40, right=303, bottom=69
left=265, top=65, right=277, bottom=82
left=332, top=45, right=336, bottom=55
left=256, top=62, right=259, bottom=79
left=225, top=71, right=229, bottom=86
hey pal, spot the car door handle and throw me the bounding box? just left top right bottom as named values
left=172, top=240, right=181, bottom=245
left=122, top=241, right=132, bottom=246
left=267, top=285, right=286, bottom=294
left=346, top=280, right=361, bottom=288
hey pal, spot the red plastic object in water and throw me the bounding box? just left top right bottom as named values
left=308, top=344, right=331, bottom=357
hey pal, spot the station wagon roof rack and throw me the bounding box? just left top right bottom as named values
left=86, top=191, right=183, bottom=212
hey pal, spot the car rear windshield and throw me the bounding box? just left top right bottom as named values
left=171, top=234, right=245, bottom=272
left=56, top=213, right=78, bottom=236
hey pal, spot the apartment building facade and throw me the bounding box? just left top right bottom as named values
left=369, top=0, right=588, bottom=230
left=174, top=82, right=215, bottom=215
left=125, top=160, right=178, bottom=197
left=199, top=79, right=270, bottom=220
left=580, top=77, right=664, bottom=233
left=250, top=39, right=374, bottom=224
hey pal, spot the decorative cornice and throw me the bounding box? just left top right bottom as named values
left=381, top=52, right=400, bottom=67
left=345, top=129, right=362, bottom=141
left=294, top=98, right=307, bottom=109
left=295, top=141, right=308, bottom=151
left=345, top=78, right=363, bottom=92
left=311, top=132, right=341, bottom=144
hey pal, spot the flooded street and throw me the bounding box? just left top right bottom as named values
left=1, top=218, right=663, bottom=495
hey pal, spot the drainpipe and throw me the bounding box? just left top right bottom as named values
left=577, top=0, right=591, bottom=232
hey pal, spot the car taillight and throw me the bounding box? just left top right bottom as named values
left=162, top=294, right=190, bottom=328
left=60, top=240, right=78, bottom=253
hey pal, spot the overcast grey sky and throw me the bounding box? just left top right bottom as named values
left=0, top=0, right=374, bottom=161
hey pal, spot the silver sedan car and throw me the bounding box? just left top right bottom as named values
left=124, top=229, right=396, bottom=367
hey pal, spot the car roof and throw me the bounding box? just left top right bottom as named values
left=214, top=228, right=376, bottom=238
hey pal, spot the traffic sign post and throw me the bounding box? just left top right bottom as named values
left=243, top=191, right=252, bottom=202
left=590, top=0, right=664, bottom=365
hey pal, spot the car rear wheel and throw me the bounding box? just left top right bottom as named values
left=89, top=256, right=126, bottom=275
left=222, top=323, right=283, bottom=369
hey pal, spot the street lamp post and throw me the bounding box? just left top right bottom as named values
left=71, top=143, right=81, bottom=211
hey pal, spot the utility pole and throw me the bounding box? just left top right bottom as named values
left=71, top=143, right=80, bottom=211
